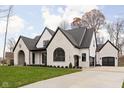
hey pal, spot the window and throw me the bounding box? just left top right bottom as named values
left=93, top=40, right=95, bottom=47
left=43, top=40, right=49, bottom=47
left=53, top=48, right=65, bottom=61
left=42, top=53, right=47, bottom=64
left=32, top=53, right=35, bottom=64
left=82, top=53, right=86, bottom=61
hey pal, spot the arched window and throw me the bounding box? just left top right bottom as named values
left=53, top=48, right=65, bottom=61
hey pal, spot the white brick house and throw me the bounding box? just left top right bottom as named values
left=13, top=27, right=118, bottom=67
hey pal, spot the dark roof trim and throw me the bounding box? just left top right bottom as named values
left=13, top=36, right=29, bottom=52
left=46, top=27, right=60, bottom=48
left=31, top=48, right=46, bottom=51
left=46, top=27, right=80, bottom=49
left=98, top=40, right=119, bottom=52
left=35, top=27, right=54, bottom=47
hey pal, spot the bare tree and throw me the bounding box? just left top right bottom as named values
left=59, top=20, right=68, bottom=30
left=71, top=9, right=105, bottom=33
left=106, top=18, right=124, bottom=56
left=7, top=38, right=16, bottom=52
left=106, top=23, right=115, bottom=44
left=97, top=36, right=105, bottom=44
left=2, top=5, right=13, bottom=60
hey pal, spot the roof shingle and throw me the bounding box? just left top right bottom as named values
left=60, top=27, right=94, bottom=48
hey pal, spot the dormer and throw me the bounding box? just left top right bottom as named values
left=35, top=27, right=54, bottom=48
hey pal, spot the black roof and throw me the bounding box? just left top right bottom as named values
left=13, top=27, right=54, bottom=51
left=96, top=44, right=103, bottom=52
left=21, top=36, right=39, bottom=50
left=14, top=27, right=95, bottom=51
left=35, top=27, right=54, bottom=46
left=58, top=27, right=94, bottom=48
left=46, top=27, right=54, bottom=36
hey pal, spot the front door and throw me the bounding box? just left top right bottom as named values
left=90, top=57, right=94, bottom=66
left=74, top=55, right=79, bottom=67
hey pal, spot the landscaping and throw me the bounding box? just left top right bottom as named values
left=0, top=66, right=80, bottom=88
left=122, top=82, right=124, bottom=88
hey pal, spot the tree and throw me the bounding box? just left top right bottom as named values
left=71, top=9, right=105, bottom=33
left=106, top=18, right=124, bottom=56
left=2, top=5, right=13, bottom=60
left=106, top=23, right=115, bottom=44
left=59, top=20, right=68, bottom=30
left=7, top=38, right=16, bottom=52
left=71, top=17, right=82, bottom=28
left=71, top=9, right=105, bottom=45
left=96, top=35, right=105, bottom=44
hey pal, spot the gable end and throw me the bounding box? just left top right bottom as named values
left=13, top=36, right=29, bottom=52
left=98, top=40, right=119, bottom=52
left=35, top=27, right=54, bottom=47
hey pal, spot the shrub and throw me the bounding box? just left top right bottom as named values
left=49, top=65, right=52, bottom=67
left=10, top=60, right=14, bottom=66
left=8, top=60, right=14, bottom=66
left=79, top=67, right=82, bottom=69
left=61, top=66, right=64, bottom=68
left=1, top=60, right=7, bottom=64
left=73, top=66, right=75, bottom=68
left=65, top=66, right=68, bottom=68
left=24, top=62, right=26, bottom=66
left=57, top=66, right=60, bottom=68
left=69, top=63, right=72, bottom=68
left=53, top=65, right=56, bottom=68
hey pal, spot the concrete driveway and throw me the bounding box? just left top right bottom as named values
left=22, top=67, right=124, bottom=88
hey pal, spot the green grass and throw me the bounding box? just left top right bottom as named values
left=0, top=66, right=80, bottom=88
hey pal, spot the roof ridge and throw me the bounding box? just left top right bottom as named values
left=46, top=27, right=55, bottom=35
left=21, top=35, right=33, bottom=40
left=79, top=28, right=87, bottom=47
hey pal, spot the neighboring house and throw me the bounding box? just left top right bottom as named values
left=13, top=27, right=118, bottom=67
left=5, top=52, right=14, bottom=65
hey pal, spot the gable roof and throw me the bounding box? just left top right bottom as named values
left=21, top=36, right=38, bottom=50
left=96, top=44, right=103, bottom=52
left=13, top=35, right=40, bottom=51
left=35, top=27, right=54, bottom=46
left=96, top=40, right=119, bottom=52
left=47, top=27, right=95, bottom=49
left=13, top=27, right=54, bottom=52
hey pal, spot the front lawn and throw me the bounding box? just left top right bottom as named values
left=0, top=66, right=80, bottom=88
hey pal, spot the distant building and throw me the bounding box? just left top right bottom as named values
left=5, top=52, right=14, bottom=65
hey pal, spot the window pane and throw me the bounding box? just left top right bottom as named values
left=82, top=53, right=86, bottom=61
left=53, top=48, right=65, bottom=61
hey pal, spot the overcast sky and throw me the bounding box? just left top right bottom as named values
left=0, top=5, right=124, bottom=57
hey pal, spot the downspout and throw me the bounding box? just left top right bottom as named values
left=29, top=51, right=30, bottom=65
left=88, top=48, right=90, bottom=67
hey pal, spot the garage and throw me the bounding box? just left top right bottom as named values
left=102, top=57, right=115, bottom=66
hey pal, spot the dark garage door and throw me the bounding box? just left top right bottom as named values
left=102, top=57, right=115, bottom=66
